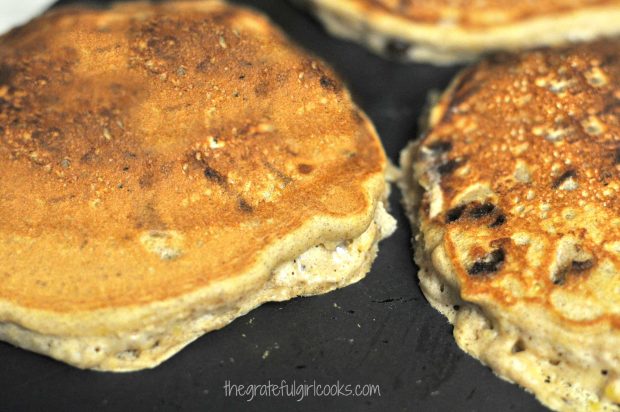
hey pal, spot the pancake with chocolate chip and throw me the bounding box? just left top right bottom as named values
left=0, top=0, right=396, bottom=371
left=401, top=40, right=620, bottom=410
left=293, top=0, right=620, bottom=64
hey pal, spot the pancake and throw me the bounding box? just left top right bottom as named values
left=0, top=1, right=396, bottom=371
left=401, top=40, right=620, bottom=411
left=293, top=0, right=620, bottom=64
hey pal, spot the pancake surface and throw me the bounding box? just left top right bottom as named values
left=401, top=40, right=620, bottom=410
left=294, top=0, right=620, bottom=64
left=0, top=0, right=395, bottom=371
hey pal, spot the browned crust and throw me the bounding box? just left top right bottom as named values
left=415, top=39, right=620, bottom=329
left=350, top=0, right=620, bottom=29
left=0, top=1, right=386, bottom=312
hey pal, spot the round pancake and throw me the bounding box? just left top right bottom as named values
left=0, top=1, right=395, bottom=371
left=401, top=40, right=620, bottom=410
left=293, top=0, right=620, bottom=64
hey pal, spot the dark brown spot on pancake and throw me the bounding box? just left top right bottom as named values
left=80, top=148, right=97, bottom=164
left=319, top=75, right=337, bottom=91
left=150, top=35, right=179, bottom=60
left=468, top=248, right=505, bottom=275
left=254, top=81, right=269, bottom=96
left=552, top=258, right=595, bottom=285
left=298, top=164, right=313, bottom=174
left=238, top=198, right=252, bottom=213
left=571, top=259, right=594, bottom=272
left=446, top=204, right=466, bottom=223
left=196, top=59, right=210, bottom=72
left=32, top=127, right=64, bottom=152
left=602, top=52, right=620, bottom=67
left=0, top=64, right=16, bottom=85
left=600, top=92, right=620, bottom=115
left=426, top=140, right=452, bottom=154
left=489, top=214, right=507, bottom=228
left=139, top=172, right=155, bottom=189
left=437, top=157, right=466, bottom=176
left=600, top=170, right=613, bottom=185
left=263, top=161, right=292, bottom=186
left=470, top=202, right=495, bottom=218
left=134, top=202, right=166, bottom=230
left=511, top=339, right=525, bottom=353
left=552, top=169, right=577, bottom=189
left=203, top=165, right=225, bottom=185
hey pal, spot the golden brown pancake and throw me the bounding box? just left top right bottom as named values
left=0, top=0, right=396, bottom=371
left=401, top=40, right=620, bottom=410
left=293, top=0, right=620, bottom=64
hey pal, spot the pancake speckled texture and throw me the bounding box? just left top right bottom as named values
left=0, top=0, right=396, bottom=371
left=401, top=40, right=620, bottom=411
left=293, top=0, right=620, bottom=64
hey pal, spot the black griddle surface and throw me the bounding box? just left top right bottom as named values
left=0, top=1, right=547, bottom=411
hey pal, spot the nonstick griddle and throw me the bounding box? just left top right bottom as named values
left=0, top=1, right=548, bottom=411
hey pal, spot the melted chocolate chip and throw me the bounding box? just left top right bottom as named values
left=489, top=214, right=507, bottom=228
left=384, top=39, right=410, bottom=59
left=615, top=147, right=620, bottom=165
left=468, top=249, right=505, bottom=276
left=446, top=205, right=466, bottom=223
left=426, top=140, right=452, bottom=154
left=552, top=169, right=577, bottom=189
left=437, top=158, right=465, bottom=176
left=470, top=203, right=495, bottom=219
